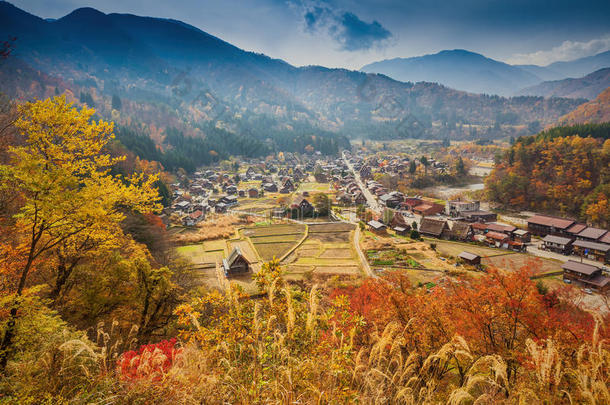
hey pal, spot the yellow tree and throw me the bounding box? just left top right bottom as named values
left=0, top=97, right=160, bottom=371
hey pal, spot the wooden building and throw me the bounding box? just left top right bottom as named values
left=458, top=251, right=481, bottom=265
left=450, top=222, right=474, bottom=242
left=419, top=217, right=450, bottom=239
left=527, top=215, right=575, bottom=237
left=542, top=235, right=573, bottom=255
left=562, top=261, right=610, bottom=293
left=223, top=247, right=251, bottom=277
left=367, top=220, right=387, bottom=234
left=572, top=240, right=610, bottom=263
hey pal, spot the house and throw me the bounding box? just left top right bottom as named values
left=576, top=227, right=608, bottom=242
left=263, top=183, right=278, bottom=192
left=367, top=220, right=387, bottom=234
left=571, top=240, right=610, bottom=263
left=527, top=215, right=575, bottom=237
left=215, top=202, right=228, bottom=213
left=542, top=235, right=573, bottom=255
left=248, top=188, right=259, bottom=198
left=462, top=210, right=498, bottom=223
left=222, top=247, right=251, bottom=277
left=246, top=167, right=256, bottom=179
left=282, top=178, right=295, bottom=192
left=413, top=202, right=444, bottom=217
left=450, top=222, right=474, bottom=242
left=485, top=223, right=517, bottom=237
left=183, top=210, right=204, bottom=227
left=393, top=226, right=409, bottom=236
left=359, top=165, right=372, bottom=179
left=175, top=200, right=191, bottom=212
left=419, top=217, right=450, bottom=239
left=566, top=223, right=587, bottom=237
left=562, top=261, right=610, bottom=293
left=336, top=192, right=352, bottom=205
left=513, top=229, right=531, bottom=244
left=379, top=193, right=402, bottom=209
left=446, top=200, right=480, bottom=217
left=220, top=195, right=238, bottom=206
left=458, top=251, right=481, bottom=265
left=290, top=196, right=314, bottom=217
left=354, top=192, right=367, bottom=206
left=485, top=231, right=510, bottom=248
left=390, top=211, right=410, bottom=229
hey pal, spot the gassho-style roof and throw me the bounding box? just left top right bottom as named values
left=458, top=251, right=480, bottom=261
left=527, top=215, right=574, bottom=229
left=562, top=260, right=600, bottom=276
left=576, top=227, right=608, bottom=240
left=223, top=246, right=250, bottom=270
left=419, top=217, right=447, bottom=236
left=543, top=235, right=573, bottom=245
left=451, top=222, right=472, bottom=238
left=573, top=239, right=610, bottom=252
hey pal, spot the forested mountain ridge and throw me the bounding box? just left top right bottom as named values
left=0, top=1, right=586, bottom=150
left=557, top=87, right=610, bottom=126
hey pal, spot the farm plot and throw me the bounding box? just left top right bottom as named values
left=282, top=222, right=362, bottom=278
left=483, top=253, right=561, bottom=274
left=241, top=224, right=306, bottom=262
left=435, top=241, right=503, bottom=259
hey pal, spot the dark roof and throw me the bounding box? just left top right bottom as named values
left=573, top=240, right=610, bottom=252
left=419, top=218, right=448, bottom=236
left=458, top=251, right=480, bottom=261
left=567, top=223, right=587, bottom=234
left=587, top=274, right=610, bottom=288
left=600, top=233, right=610, bottom=244
left=576, top=227, right=608, bottom=240
left=451, top=222, right=472, bottom=239
left=223, top=246, right=250, bottom=270
left=527, top=215, right=574, bottom=229
left=543, top=235, right=573, bottom=245
left=393, top=226, right=407, bottom=232
left=562, top=260, right=600, bottom=276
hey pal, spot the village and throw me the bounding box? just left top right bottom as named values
left=161, top=143, right=610, bottom=303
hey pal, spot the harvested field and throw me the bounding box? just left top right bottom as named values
left=253, top=242, right=296, bottom=261
left=320, top=248, right=353, bottom=259
left=249, top=234, right=302, bottom=243
left=435, top=241, right=504, bottom=258
left=483, top=253, right=561, bottom=274
left=308, top=223, right=355, bottom=233
left=309, top=232, right=351, bottom=243
left=242, top=224, right=305, bottom=237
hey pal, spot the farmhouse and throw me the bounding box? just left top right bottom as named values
left=263, top=183, right=278, bottom=192
left=393, top=226, right=409, bottom=236
left=571, top=240, right=610, bottom=263
left=485, top=231, right=510, bottom=248
left=513, top=229, right=531, bottom=244
left=182, top=210, right=204, bottom=227
left=527, top=215, right=574, bottom=237
left=450, top=222, right=474, bottom=242
left=367, top=220, right=387, bottom=234
left=458, top=251, right=481, bottom=265
left=542, top=235, right=573, bottom=254
left=562, top=261, right=610, bottom=293
left=290, top=196, right=314, bottom=216
left=576, top=227, right=608, bottom=242
left=413, top=202, right=444, bottom=216
left=222, top=247, right=251, bottom=277
left=419, top=217, right=450, bottom=239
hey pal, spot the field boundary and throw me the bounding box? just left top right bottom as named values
left=279, top=224, right=310, bottom=262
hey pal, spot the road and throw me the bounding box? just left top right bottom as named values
left=342, top=152, right=382, bottom=214
left=527, top=239, right=608, bottom=269
left=353, top=225, right=374, bottom=277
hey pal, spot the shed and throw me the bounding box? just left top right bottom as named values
left=458, top=251, right=481, bottom=265
left=222, top=247, right=251, bottom=277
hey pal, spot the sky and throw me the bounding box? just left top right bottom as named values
left=8, top=0, right=610, bottom=69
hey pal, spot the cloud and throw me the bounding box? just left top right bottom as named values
left=506, top=35, right=610, bottom=65
left=295, top=1, right=392, bottom=51
left=337, top=12, right=392, bottom=51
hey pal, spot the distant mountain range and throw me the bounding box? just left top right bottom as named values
left=0, top=2, right=588, bottom=148
left=519, top=68, right=610, bottom=100
left=557, top=87, right=610, bottom=126
left=361, top=50, right=610, bottom=97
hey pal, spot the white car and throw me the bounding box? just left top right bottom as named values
left=583, top=288, right=593, bottom=295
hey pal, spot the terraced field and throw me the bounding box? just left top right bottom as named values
left=282, top=222, right=362, bottom=278
left=241, top=223, right=307, bottom=261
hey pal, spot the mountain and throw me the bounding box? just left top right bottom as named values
left=0, top=2, right=585, bottom=150
left=519, top=68, right=610, bottom=100
left=360, top=49, right=542, bottom=96
left=546, top=51, right=610, bottom=79
left=557, top=86, right=610, bottom=126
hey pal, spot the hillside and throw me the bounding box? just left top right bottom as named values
left=486, top=123, right=610, bottom=226
left=558, top=87, right=610, bottom=125
left=519, top=68, right=610, bottom=100
left=360, top=49, right=541, bottom=96
left=0, top=2, right=585, bottom=147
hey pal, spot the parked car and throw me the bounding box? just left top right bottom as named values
left=563, top=278, right=571, bottom=284
left=583, top=288, right=593, bottom=295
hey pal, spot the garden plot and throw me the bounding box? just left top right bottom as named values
left=240, top=223, right=306, bottom=262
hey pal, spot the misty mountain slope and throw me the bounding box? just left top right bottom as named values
left=519, top=68, right=610, bottom=100
left=360, top=49, right=542, bottom=96
left=546, top=51, right=610, bottom=79
left=0, top=2, right=586, bottom=141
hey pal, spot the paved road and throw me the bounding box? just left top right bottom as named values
left=527, top=239, right=608, bottom=268
left=342, top=153, right=382, bottom=214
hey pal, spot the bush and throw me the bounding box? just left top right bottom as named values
left=410, top=229, right=420, bottom=239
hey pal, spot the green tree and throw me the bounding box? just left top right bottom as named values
left=111, top=94, right=122, bottom=111
left=313, top=193, right=330, bottom=216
